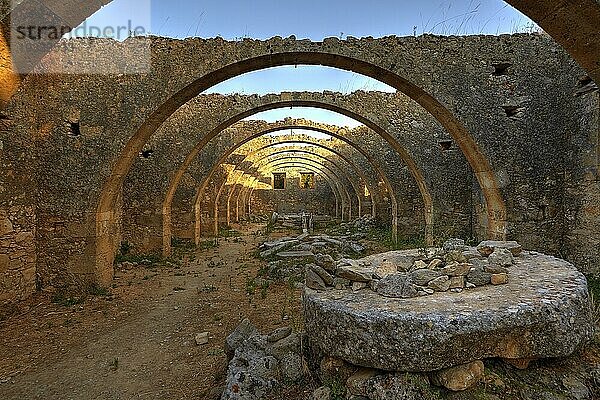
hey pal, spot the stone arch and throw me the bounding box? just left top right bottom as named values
left=216, top=161, right=342, bottom=230
left=195, top=148, right=358, bottom=242
left=201, top=142, right=373, bottom=239
left=224, top=165, right=343, bottom=226
left=191, top=137, right=387, bottom=245
left=88, top=51, right=513, bottom=284
left=249, top=151, right=358, bottom=214
left=211, top=135, right=383, bottom=229
left=2, top=0, right=598, bottom=96
left=203, top=119, right=406, bottom=219
left=160, top=101, right=439, bottom=267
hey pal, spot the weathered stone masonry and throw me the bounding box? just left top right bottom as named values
left=0, top=33, right=598, bottom=305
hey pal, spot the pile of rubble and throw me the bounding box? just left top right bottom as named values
left=256, top=233, right=366, bottom=285
left=259, top=233, right=365, bottom=259
left=305, top=239, right=521, bottom=297
left=220, top=319, right=306, bottom=400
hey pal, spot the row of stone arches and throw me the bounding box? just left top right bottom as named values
left=1, top=29, right=596, bottom=300
left=98, top=51, right=508, bottom=287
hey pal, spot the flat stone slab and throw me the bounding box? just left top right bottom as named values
left=277, top=250, right=314, bottom=259
left=304, top=251, right=593, bottom=372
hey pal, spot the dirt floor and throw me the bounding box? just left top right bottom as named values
left=0, top=223, right=304, bottom=400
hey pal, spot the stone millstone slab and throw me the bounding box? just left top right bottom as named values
left=304, top=251, right=593, bottom=372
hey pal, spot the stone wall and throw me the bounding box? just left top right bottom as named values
left=0, top=104, right=36, bottom=304
left=250, top=173, right=337, bottom=217
left=0, top=33, right=598, bottom=304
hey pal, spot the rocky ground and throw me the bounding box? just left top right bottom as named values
left=0, top=223, right=305, bottom=400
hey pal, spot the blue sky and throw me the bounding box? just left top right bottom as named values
left=73, top=0, right=537, bottom=127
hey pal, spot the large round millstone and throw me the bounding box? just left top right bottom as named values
left=303, top=251, right=594, bottom=372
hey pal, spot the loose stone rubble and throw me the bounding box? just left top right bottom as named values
left=305, top=239, right=518, bottom=297
left=254, top=230, right=367, bottom=287
left=221, top=319, right=306, bottom=400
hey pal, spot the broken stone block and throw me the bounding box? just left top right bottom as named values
left=306, top=269, right=327, bottom=291
left=430, top=360, right=484, bottom=391
left=441, top=262, right=471, bottom=276
left=225, top=318, right=259, bottom=360
left=267, top=332, right=301, bottom=360
left=488, top=248, right=514, bottom=267
left=449, top=276, right=465, bottom=289
left=309, top=264, right=334, bottom=286
left=352, top=282, right=367, bottom=291
left=277, top=250, right=315, bottom=260
left=466, top=262, right=492, bottom=286
left=491, top=273, right=508, bottom=285
left=477, top=240, right=522, bottom=256
left=267, top=326, right=292, bottom=343
left=195, top=332, right=209, bottom=345
left=412, top=260, right=428, bottom=270
left=428, top=275, right=451, bottom=292
left=443, top=238, right=466, bottom=252
left=409, top=269, right=442, bottom=286
left=445, top=250, right=467, bottom=263
left=484, top=264, right=508, bottom=274
left=462, top=248, right=484, bottom=260
left=373, top=261, right=397, bottom=279
left=376, top=273, right=418, bottom=298
left=336, top=263, right=372, bottom=282
left=315, top=253, right=335, bottom=272
left=427, top=258, right=443, bottom=270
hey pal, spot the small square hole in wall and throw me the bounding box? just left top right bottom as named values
left=140, top=149, right=154, bottom=159
left=68, top=121, right=81, bottom=137
left=579, top=76, right=593, bottom=86
left=574, top=75, right=598, bottom=96
left=439, top=140, right=453, bottom=151
left=273, top=172, right=286, bottom=190
left=502, top=105, right=525, bottom=118
left=492, top=62, right=512, bottom=76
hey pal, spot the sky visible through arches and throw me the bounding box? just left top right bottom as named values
left=74, top=0, right=538, bottom=128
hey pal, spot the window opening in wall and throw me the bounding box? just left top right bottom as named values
left=273, top=172, right=286, bottom=190
left=574, top=75, right=598, bottom=96
left=300, top=172, right=315, bottom=189
left=579, top=76, right=593, bottom=86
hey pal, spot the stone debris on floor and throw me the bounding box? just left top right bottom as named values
left=305, top=238, right=517, bottom=297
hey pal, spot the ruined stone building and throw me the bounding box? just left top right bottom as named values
left=0, top=1, right=599, bottom=398
left=0, top=0, right=598, bottom=304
